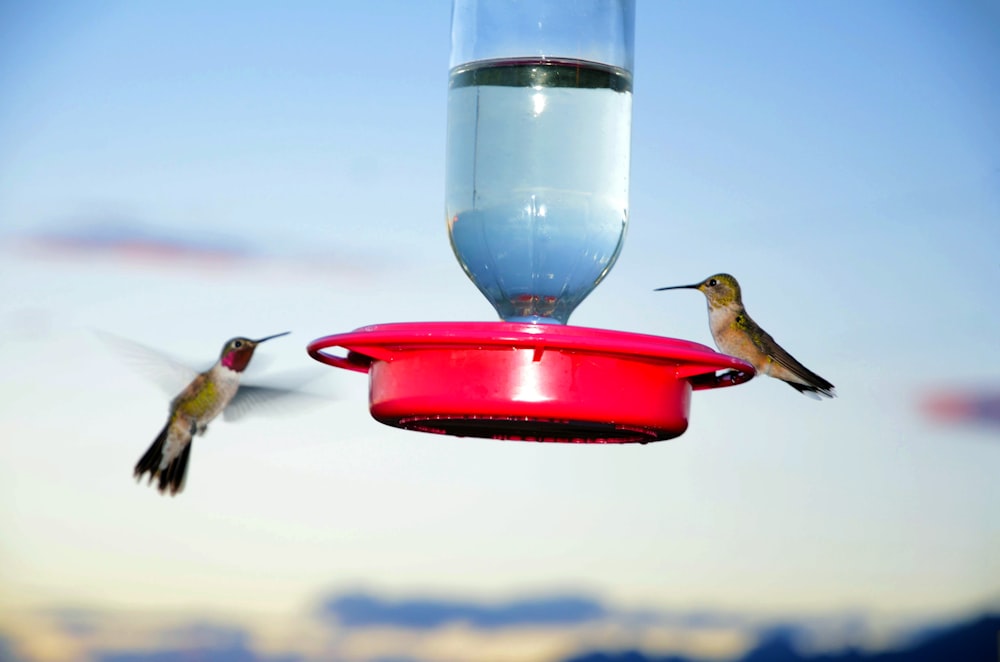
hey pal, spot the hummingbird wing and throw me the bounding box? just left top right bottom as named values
left=223, top=382, right=327, bottom=422
left=768, top=344, right=835, bottom=396
left=747, top=324, right=836, bottom=398
left=93, top=330, right=202, bottom=396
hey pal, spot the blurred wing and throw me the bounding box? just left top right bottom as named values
left=223, top=383, right=329, bottom=422
left=92, top=329, right=200, bottom=396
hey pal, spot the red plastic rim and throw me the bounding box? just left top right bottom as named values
left=308, top=322, right=754, bottom=443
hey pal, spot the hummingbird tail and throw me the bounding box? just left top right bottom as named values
left=134, top=422, right=191, bottom=495
left=158, top=442, right=191, bottom=496
left=134, top=423, right=169, bottom=484
left=784, top=379, right=836, bottom=399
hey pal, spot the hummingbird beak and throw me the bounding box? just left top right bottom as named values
left=654, top=284, right=700, bottom=292
left=253, top=331, right=291, bottom=344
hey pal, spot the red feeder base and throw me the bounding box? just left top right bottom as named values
left=307, top=322, right=753, bottom=443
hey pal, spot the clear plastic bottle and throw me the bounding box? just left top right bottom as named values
left=446, top=1, right=635, bottom=324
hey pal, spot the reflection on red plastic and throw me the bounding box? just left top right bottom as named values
left=308, top=322, right=754, bottom=443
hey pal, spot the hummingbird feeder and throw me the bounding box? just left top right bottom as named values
left=308, top=0, right=754, bottom=443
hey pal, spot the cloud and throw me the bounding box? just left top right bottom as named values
left=4, top=216, right=386, bottom=280
left=159, top=623, right=250, bottom=649
left=0, top=633, right=25, bottom=662
left=94, top=623, right=301, bottom=662
left=16, top=218, right=251, bottom=264
left=921, top=388, right=1000, bottom=428
left=2, top=592, right=997, bottom=662
left=318, top=592, right=608, bottom=629
left=96, top=647, right=301, bottom=662
left=46, top=607, right=103, bottom=638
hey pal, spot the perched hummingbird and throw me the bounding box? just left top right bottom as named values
left=133, top=332, right=292, bottom=495
left=655, top=274, right=836, bottom=399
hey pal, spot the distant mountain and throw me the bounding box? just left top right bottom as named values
left=563, top=614, right=1000, bottom=662
left=318, top=591, right=608, bottom=629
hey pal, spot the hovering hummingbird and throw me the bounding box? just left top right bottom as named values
left=655, top=274, right=836, bottom=399
left=133, top=332, right=292, bottom=495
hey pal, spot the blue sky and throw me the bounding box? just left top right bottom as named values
left=0, top=2, right=998, bottom=660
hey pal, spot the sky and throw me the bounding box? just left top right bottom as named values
left=1, top=1, right=998, bottom=661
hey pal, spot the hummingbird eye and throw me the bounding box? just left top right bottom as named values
left=234, top=340, right=243, bottom=348
left=708, top=278, right=718, bottom=287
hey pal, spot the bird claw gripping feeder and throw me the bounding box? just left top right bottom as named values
left=308, top=0, right=753, bottom=442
